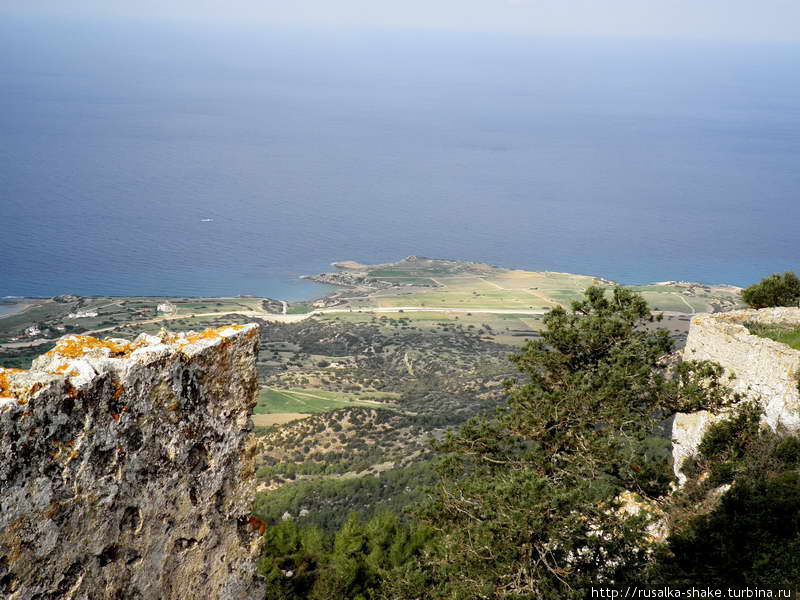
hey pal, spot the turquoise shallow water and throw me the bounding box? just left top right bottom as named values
left=2, top=19, right=799, bottom=299
left=0, top=305, right=22, bottom=317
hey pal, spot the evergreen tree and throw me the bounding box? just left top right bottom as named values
left=742, top=271, right=800, bottom=308
left=258, top=512, right=432, bottom=600
left=397, top=287, right=736, bottom=599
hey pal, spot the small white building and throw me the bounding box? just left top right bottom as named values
left=157, top=302, right=176, bottom=313
left=25, top=326, right=41, bottom=336
left=66, top=310, right=98, bottom=319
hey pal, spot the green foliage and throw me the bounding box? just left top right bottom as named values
left=654, top=472, right=800, bottom=587
left=393, top=287, right=737, bottom=598
left=696, top=401, right=764, bottom=485
left=741, top=271, right=800, bottom=308
left=257, top=512, right=433, bottom=600
left=253, top=462, right=437, bottom=533
left=651, top=406, right=800, bottom=588
left=0, top=342, right=56, bottom=369
left=258, top=521, right=327, bottom=600
left=774, top=436, right=800, bottom=466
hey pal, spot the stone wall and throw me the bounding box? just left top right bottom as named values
left=0, top=325, right=265, bottom=599
left=672, top=308, right=800, bottom=482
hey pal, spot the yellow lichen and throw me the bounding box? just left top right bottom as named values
left=46, top=335, right=133, bottom=359
left=184, top=329, right=222, bottom=344
left=179, top=325, right=248, bottom=348
left=0, top=367, right=25, bottom=397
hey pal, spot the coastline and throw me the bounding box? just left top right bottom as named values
left=0, top=300, right=37, bottom=319
left=0, top=257, right=745, bottom=314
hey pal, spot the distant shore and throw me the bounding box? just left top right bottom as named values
left=0, top=300, right=36, bottom=319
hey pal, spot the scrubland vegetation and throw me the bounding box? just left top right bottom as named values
left=253, top=286, right=800, bottom=598
left=3, top=262, right=798, bottom=597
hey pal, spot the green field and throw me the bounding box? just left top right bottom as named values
left=254, top=388, right=399, bottom=415
left=328, top=258, right=743, bottom=315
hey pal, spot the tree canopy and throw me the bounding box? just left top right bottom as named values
left=742, top=271, right=800, bottom=308
left=397, top=286, right=736, bottom=598
left=256, top=286, right=752, bottom=599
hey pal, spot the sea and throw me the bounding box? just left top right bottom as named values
left=2, top=17, right=799, bottom=300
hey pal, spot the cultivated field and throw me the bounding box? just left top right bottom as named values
left=322, top=257, right=743, bottom=316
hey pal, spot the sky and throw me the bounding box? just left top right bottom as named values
left=3, top=0, right=800, bottom=44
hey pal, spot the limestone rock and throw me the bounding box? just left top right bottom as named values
left=0, top=324, right=265, bottom=599
left=672, top=308, right=800, bottom=482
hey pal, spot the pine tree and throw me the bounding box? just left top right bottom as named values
left=401, top=287, right=736, bottom=599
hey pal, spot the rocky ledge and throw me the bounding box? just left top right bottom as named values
left=672, top=308, right=800, bottom=482
left=0, top=325, right=265, bottom=600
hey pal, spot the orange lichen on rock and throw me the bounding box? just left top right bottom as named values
left=181, top=325, right=248, bottom=347
left=184, top=329, right=223, bottom=345
left=46, top=336, right=134, bottom=359
left=1, top=322, right=264, bottom=599
left=47, top=362, right=80, bottom=379
left=50, top=439, right=76, bottom=462
left=0, top=367, right=25, bottom=397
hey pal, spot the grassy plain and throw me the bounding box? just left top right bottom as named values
left=326, top=258, right=742, bottom=315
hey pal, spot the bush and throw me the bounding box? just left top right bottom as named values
left=651, top=471, right=800, bottom=588
left=657, top=401, right=800, bottom=588
left=742, top=271, right=800, bottom=308
left=257, top=512, right=433, bottom=600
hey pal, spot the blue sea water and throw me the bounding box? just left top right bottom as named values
left=1, top=18, right=799, bottom=299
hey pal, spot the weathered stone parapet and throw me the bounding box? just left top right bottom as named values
left=0, top=325, right=265, bottom=599
left=672, top=308, right=800, bottom=482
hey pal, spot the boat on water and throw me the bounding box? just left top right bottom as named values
left=200, top=218, right=214, bottom=222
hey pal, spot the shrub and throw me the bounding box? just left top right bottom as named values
left=742, top=271, right=800, bottom=308
left=651, top=471, right=800, bottom=588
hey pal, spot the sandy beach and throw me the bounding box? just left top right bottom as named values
left=0, top=300, right=36, bottom=319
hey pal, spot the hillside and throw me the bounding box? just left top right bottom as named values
left=0, top=258, right=745, bottom=534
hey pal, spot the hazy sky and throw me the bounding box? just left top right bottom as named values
left=4, top=0, right=800, bottom=43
